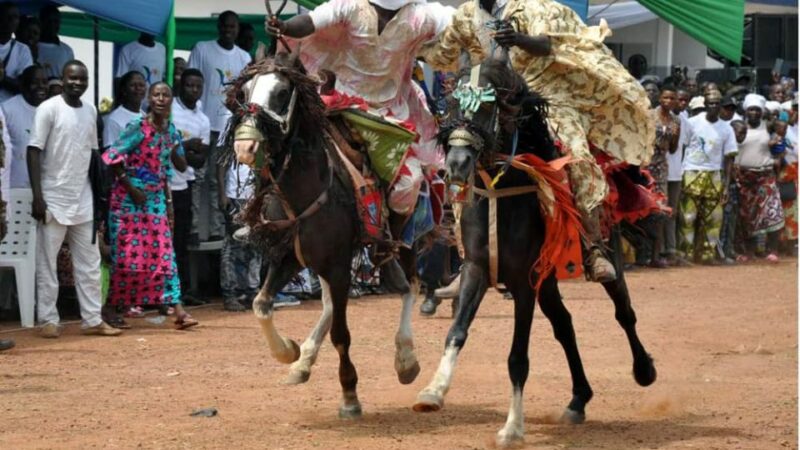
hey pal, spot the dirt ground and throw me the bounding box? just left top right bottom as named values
left=0, top=260, right=797, bottom=450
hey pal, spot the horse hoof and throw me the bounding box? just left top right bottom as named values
left=412, top=391, right=444, bottom=412
left=633, top=354, right=657, bottom=387
left=560, top=408, right=586, bottom=425
left=273, top=339, right=301, bottom=364
left=397, top=361, right=421, bottom=385
left=338, top=403, right=363, bottom=420
left=496, top=428, right=524, bottom=448
left=282, top=369, right=310, bottom=385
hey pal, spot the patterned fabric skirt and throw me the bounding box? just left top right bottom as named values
left=737, top=167, right=785, bottom=238
left=779, top=163, right=798, bottom=241
left=107, top=184, right=180, bottom=306
left=681, top=170, right=724, bottom=262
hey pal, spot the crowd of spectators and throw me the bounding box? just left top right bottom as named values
left=0, top=2, right=796, bottom=352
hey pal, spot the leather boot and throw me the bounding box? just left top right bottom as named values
left=580, top=207, right=617, bottom=283
left=434, top=273, right=461, bottom=299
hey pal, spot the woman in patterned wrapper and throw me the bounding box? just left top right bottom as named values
left=422, top=0, right=656, bottom=282
left=102, top=82, right=199, bottom=330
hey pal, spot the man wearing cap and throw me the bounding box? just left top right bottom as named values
left=735, top=93, right=785, bottom=262
left=680, top=89, right=737, bottom=263
left=688, top=96, right=705, bottom=118
left=267, top=0, right=455, bottom=218
left=720, top=95, right=742, bottom=124
left=423, top=0, right=655, bottom=282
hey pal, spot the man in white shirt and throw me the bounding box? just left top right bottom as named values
left=665, top=87, right=693, bottom=264
left=734, top=94, right=785, bottom=261
left=27, top=60, right=121, bottom=338
left=170, top=68, right=210, bottom=304
left=37, top=5, right=74, bottom=80
left=189, top=10, right=251, bottom=241
left=0, top=2, right=34, bottom=103
left=102, top=71, right=146, bottom=148
left=681, top=89, right=738, bottom=263
left=1, top=65, right=47, bottom=188
left=114, top=33, right=165, bottom=93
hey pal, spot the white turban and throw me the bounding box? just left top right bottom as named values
left=743, top=93, right=766, bottom=111
left=369, top=0, right=425, bottom=10
left=765, top=101, right=782, bottom=113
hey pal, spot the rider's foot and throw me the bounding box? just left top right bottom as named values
left=233, top=226, right=251, bottom=242
left=434, top=273, right=460, bottom=299
left=586, top=247, right=617, bottom=283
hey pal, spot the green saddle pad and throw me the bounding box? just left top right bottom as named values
left=339, top=110, right=416, bottom=184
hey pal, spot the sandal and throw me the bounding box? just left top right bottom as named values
left=174, top=313, right=199, bottom=330
left=105, top=315, right=131, bottom=329
left=124, top=306, right=145, bottom=318
left=736, top=255, right=750, bottom=263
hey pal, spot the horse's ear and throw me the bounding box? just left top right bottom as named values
left=255, top=42, right=268, bottom=63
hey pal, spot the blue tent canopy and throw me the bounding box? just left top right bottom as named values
left=559, top=0, right=589, bottom=20
left=15, top=0, right=173, bottom=36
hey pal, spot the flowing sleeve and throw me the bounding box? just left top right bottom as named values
left=309, top=0, right=356, bottom=30
left=102, top=117, right=144, bottom=165
left=419, top=3, right=486, bottom=72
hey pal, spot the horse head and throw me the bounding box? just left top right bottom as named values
left=229, top=49, right=314, bottom=167
left=441, top=58, right=551, bottom=192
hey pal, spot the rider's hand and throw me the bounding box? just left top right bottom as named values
left=492, top=29, right=524, bottom=49
left=266, top=17, right=286, bottom=36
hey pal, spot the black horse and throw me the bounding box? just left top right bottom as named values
left=226, top=52, right=423, bottom=419
left=411, top=59, right=657, bottom=446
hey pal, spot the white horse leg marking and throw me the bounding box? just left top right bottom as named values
left=395, top=279, right=421, bottom=384
left=496, top=388, right=525, bottom=447
left=285, top=279, right=333, bottom=384
left=413, top=342, right=459, bottom=411
left=253, top=286, right=300, bottom=364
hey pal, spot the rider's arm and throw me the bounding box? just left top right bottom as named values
left=279, top=15, right=316, bottom=39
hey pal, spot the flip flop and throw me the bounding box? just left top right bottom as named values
left=174, top=313, right=199, bottom=330
left=105, top=315, right=131, bottom=329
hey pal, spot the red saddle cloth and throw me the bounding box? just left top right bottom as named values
left=593, top=150, right=671, bottom=237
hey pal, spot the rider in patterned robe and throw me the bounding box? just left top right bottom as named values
left=421, top=0, right=655, bottom=282
left=267, top=0, right=454, bottom=215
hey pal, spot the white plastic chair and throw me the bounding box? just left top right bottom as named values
left=0, top=188, right=37, bottom=327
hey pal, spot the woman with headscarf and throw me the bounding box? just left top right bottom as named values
left=735, top=94, right=785, bottom=262
left=102, top=82, right=199, bottom=329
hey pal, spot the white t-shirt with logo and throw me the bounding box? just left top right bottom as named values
left=735, top=123, right=775, bottom=169
left=0, top=40, right=34, bottom=103
left=1, top=94, right=37, bottom=188
left=667, top=114, right=692, bottom=182
left=682, top=115, right=738, bottom=173
left=170, top=97, right=211, bottom=191
left=188, top=40, right=251, bottom=132
left=785, top=124, right=798, bottom=164
left=102, top=106, right=142, bottom=149
left=37, top=41, right=75, bottom=79
left=115, top=40, right=166, bottom=88
left=28, top=95, right=98, bottom=226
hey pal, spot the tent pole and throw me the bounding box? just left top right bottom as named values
left=93, top=16, right=99, bottom=108
left=165, top=1, right=176, bottom=87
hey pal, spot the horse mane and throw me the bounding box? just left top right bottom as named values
left=439, top=59, right=557, bottom=162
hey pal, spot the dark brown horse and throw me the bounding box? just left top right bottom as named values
left=411, top=59, right=657, bottom=446
left=226, top=52, right=422, bottom=418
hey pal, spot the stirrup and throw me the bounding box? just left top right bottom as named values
left=585, top=248, right=617, bottom=283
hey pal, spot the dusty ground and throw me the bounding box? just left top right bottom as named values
left=0, top=260, right=797, bottom=450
